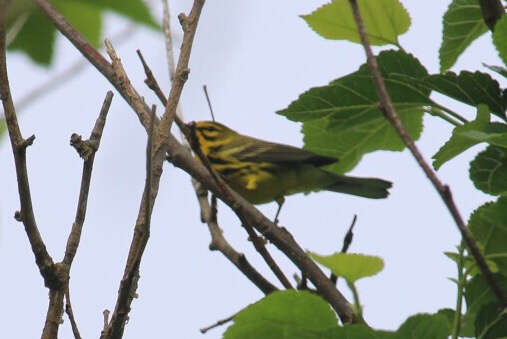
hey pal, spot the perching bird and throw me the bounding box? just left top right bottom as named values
left=192, top=121, right=392, bottom=216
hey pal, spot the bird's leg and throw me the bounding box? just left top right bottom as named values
left=273, top=197, right=285, bottom=225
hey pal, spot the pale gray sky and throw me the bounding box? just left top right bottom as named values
left=1, top=1, right=503, bottom=338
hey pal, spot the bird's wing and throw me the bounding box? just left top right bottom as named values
left=233, top=135, right=338, bottom=167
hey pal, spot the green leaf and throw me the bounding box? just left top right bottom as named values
left=432, top=105, right=507, bottom=170
left=439, top=0, right=488, bottom=72
left=223, top=290, right=338, bottom=339
left=74, top=0, right=159, bottom=29
left=423, top=71, right=506, bottom=121
left=396, top=313, right=450, bottom=339
left=470, top=146, right=507, bottom=196
left=483, top=64, right=507, bottom=79
left=475, top=303, right=507, bottom=339
left=301, top=0, right=410, bottom=46
left=8, top=9, right=56, bottom=65
left=278, top=50, right=428, bottom=173
left=468, top=197, right=507, bottom=274
left=493, top=15, right=507, bottom=66
left=464, top=274, right=507, bottom=338
left=55, top=1, right=102, bottom=47
left=8, top=0, right=158, bottom=66
left=435, top=308, right=475, bottom=337
left=309, top=252, right=384, bottom=283
left=6, top=0, right=35, bottom=28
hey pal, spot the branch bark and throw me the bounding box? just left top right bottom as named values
left=347, top=0, right=507, bottom=307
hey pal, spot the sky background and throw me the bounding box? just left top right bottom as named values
left=1, top=1, right=505, bottom=338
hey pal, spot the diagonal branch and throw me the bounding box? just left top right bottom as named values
left=0, top=0, right=57, bottom=292
left=195, top=186, right=277, bottom=294
left=347, top=0, right=507, bottom=307
left=64, top=91, right=114, bottom=267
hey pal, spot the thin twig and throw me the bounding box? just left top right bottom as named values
left=161, top=0, right=184, bottom=122
left=101, top=103, right=157, bottom=339
left=1, top=0, right=59, bottom=299
left=59, top=91, right=113, bottom=339
left=65, top=287, right=82, bottom=339
left=64, top=91, right=113, bottom=266
left=202, top=85, right=215, bottom=121
left=331, top=215, right=357, bottom=284
left=347, top=0, right=507, bottom=307
left=200, top=311, right=236, bottom=334
left=242, top=222, right=293, bottom=289
left=193, top=182, right=277, bottom=294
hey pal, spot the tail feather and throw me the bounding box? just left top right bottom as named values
left=326, top=175, right=392, bottom=199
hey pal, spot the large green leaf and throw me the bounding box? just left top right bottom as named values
left=470, top=146, right=507, bottom=196
left=493, top=15, right=507, bottom=66
left=396, top=313, right=450, bottom=339
left=439, top=0, right=488, bottom=72
left=224, top=290, right=398, bottom=339
left=464, top=274, right=507, bottom=339
left=424, top=71, right=506, bottom=121
left=8, top=8, right=56, bottom=65
left=278, top=50, right=428, bottom=173
left=468, top=197, right=507, bottom=274
left=223, top=290, right=338, bottom=339
left=7, top=0, right=158, bottom=66
left=432, top=105, right=507, bottom=170
left=56, top=1, right=102, bottom=47
left=301, top=0, right=410, bottom=46
left=310, top=252, right=384, bottom=283
left=475, top=303, right=507, bottom=339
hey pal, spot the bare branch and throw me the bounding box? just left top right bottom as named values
left=347, top=0, right=507, bottom=307
left=64, top=91, right=114, bottom=267
left=0, top=0, right=57, bottom=292
left=200, top=311, right=236, bottom=334
left=194, top=182, right=277, bottom=295
left=65, top=287, right=82, bottom=339
left=331, top=215, right=357, bottom=284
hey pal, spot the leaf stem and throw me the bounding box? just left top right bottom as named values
left=346, top=280, right=364, bottom=323
left=425, top=106, right=462, bottom=127
left=431, top=102, right=469, bottom=124
left=451, top=242, right=465, bottom=339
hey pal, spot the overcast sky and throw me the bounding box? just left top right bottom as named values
left=1, top=1, right=505, bottom=338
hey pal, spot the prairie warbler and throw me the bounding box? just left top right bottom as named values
left=193, top=121, right=392, bottom=209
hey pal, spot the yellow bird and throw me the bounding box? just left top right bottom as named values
left=193, top=121, right=392, bottom=214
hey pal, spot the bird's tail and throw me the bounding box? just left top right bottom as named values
left=326, top=175, right=392, bottom=199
